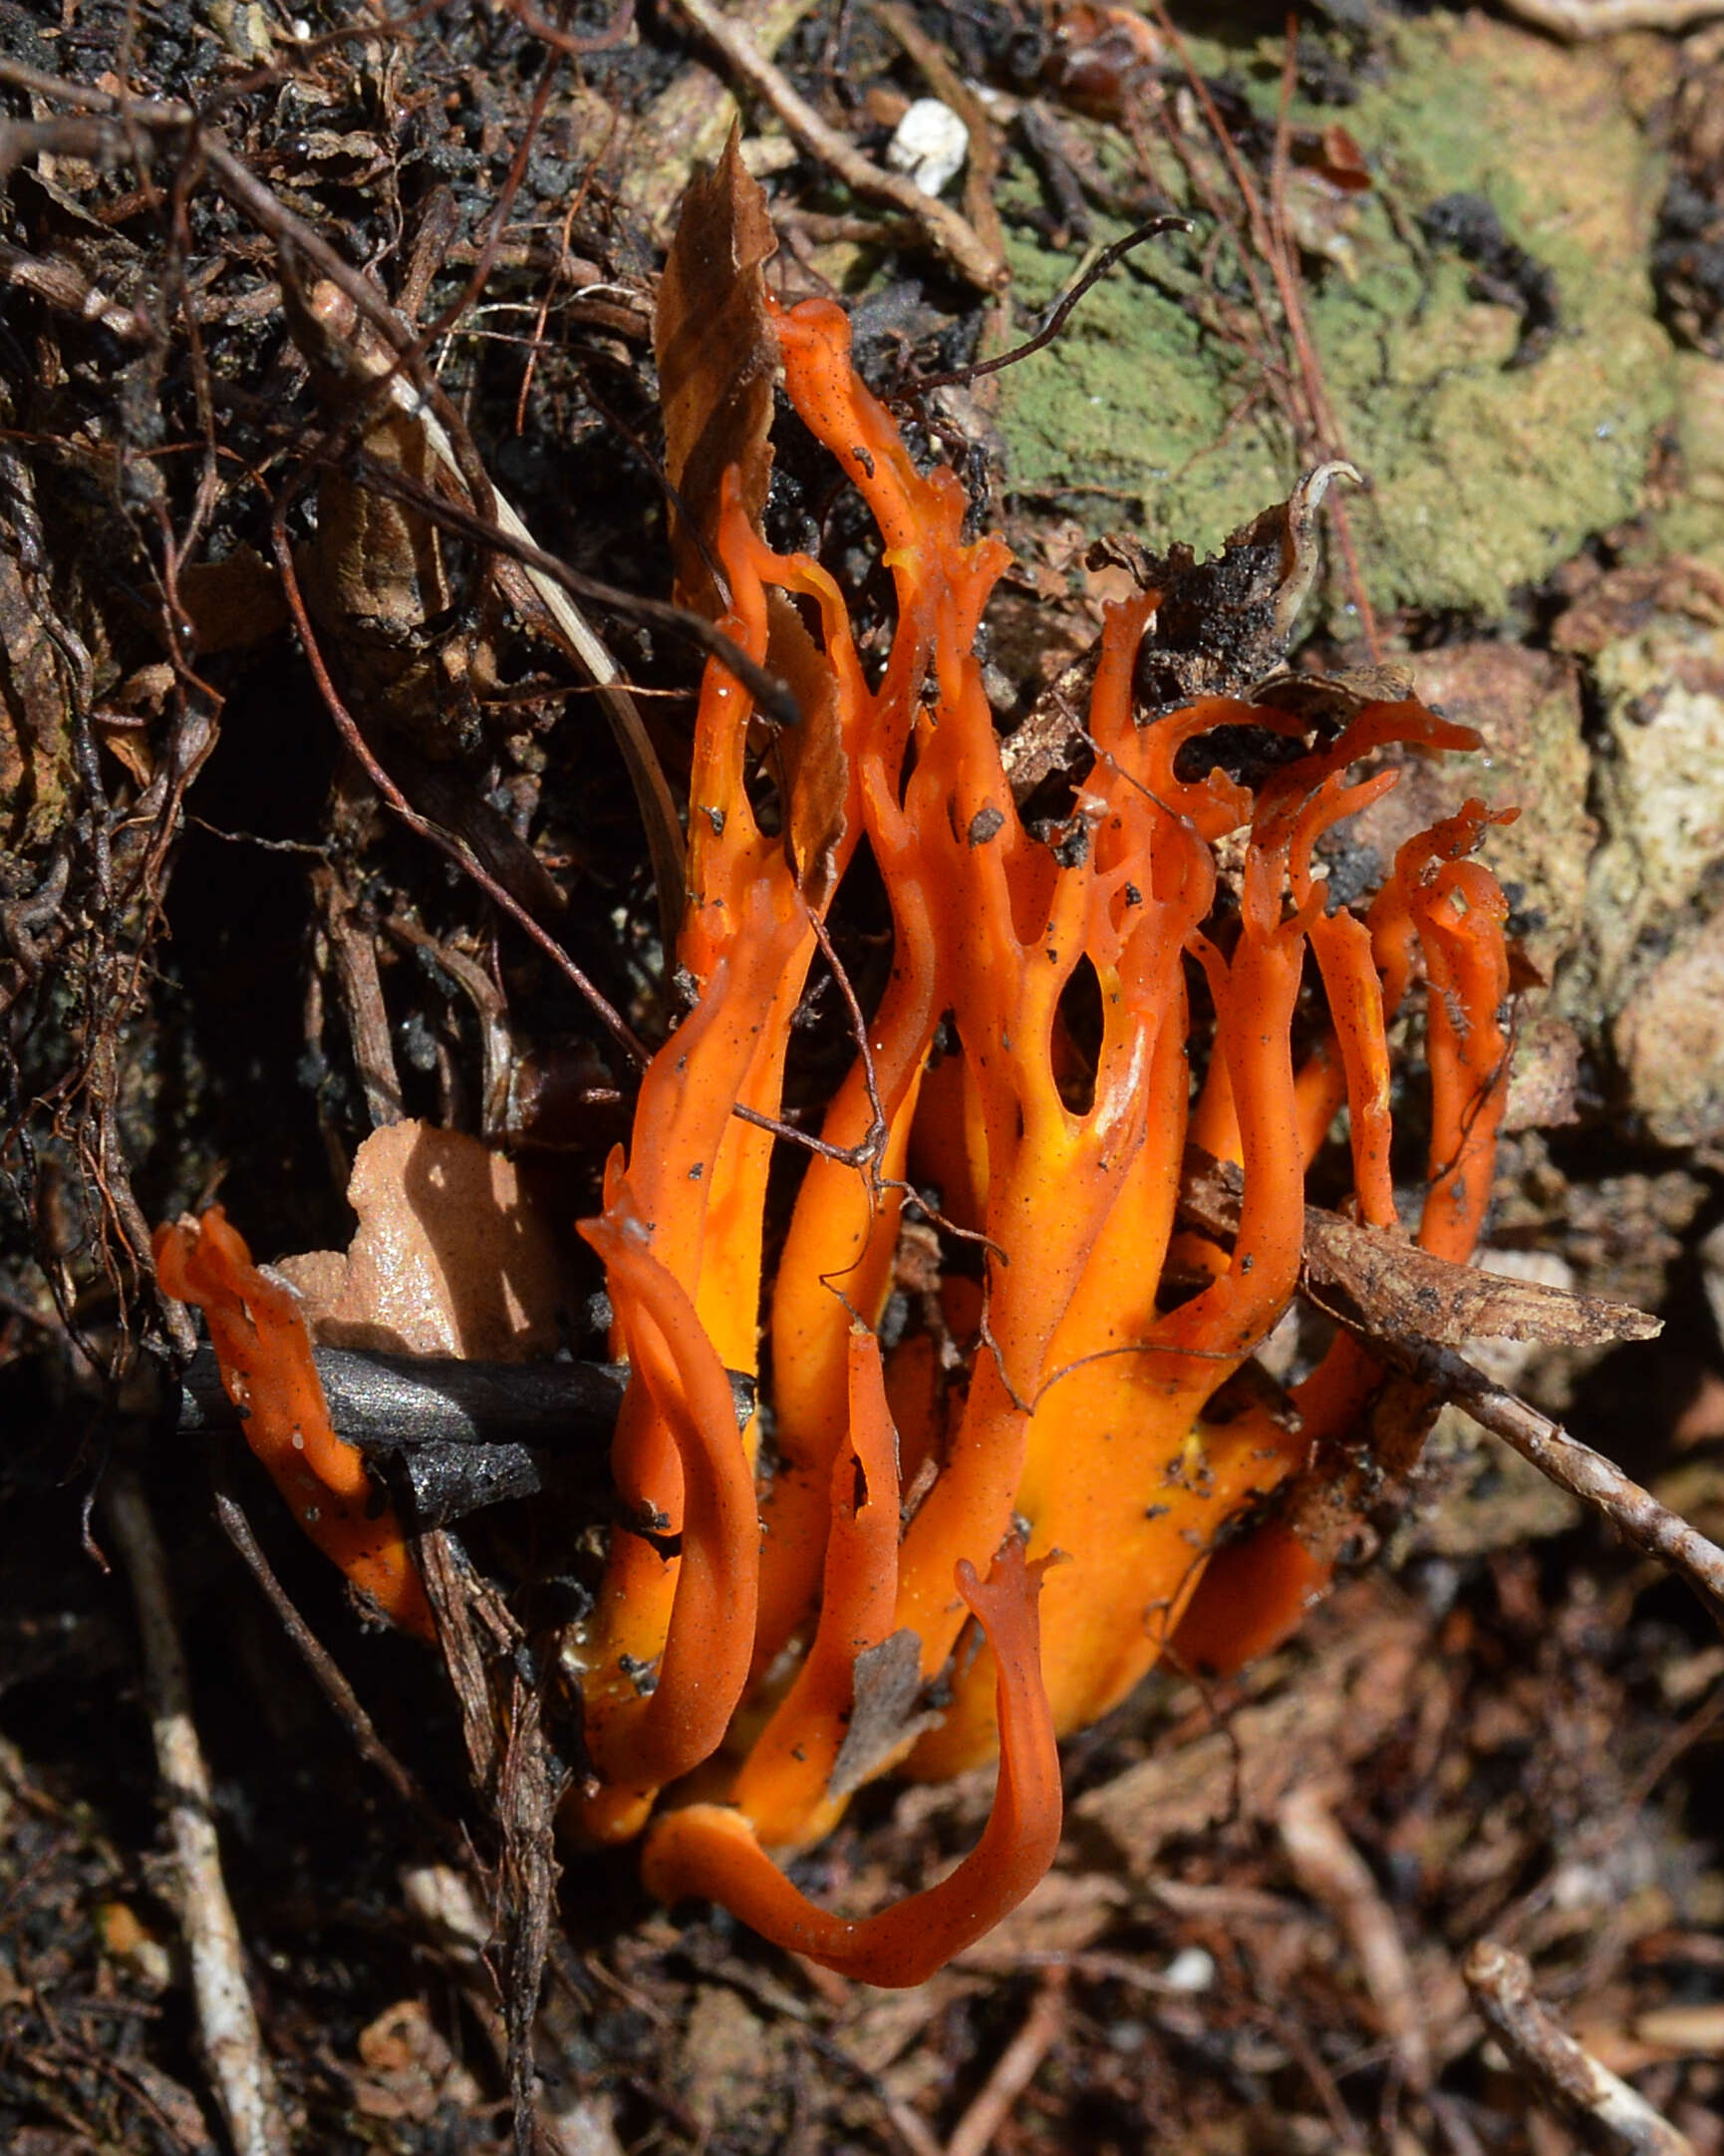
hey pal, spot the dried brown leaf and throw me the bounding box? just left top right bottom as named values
left=274, top=1120, right=564, bottom=1363
left=767, top=592, right=848, bottom=910
left=655, top=126, right=779, bottom=618
left=1180, top=1149, right=1661, bottom=1350
left=828, top=1628, right=944, bottom=1799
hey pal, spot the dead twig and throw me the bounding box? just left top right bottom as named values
left=873, top=3, right=1007, bottom=307
left=890, top=217, right=1193, bottom=403
left=312, top=860, right=404, bottom=1130
left=942, top=1971, right=1067, bottom=2156
left=1464, top=1939, right=1695, bottom=2155
left=104, top=1468, right=290, bottom=2156
left=1176, top=1152, right=1723, bottom=1623
left=1278, top=1781, right=1429, bottom=2090
left=1385, top=1337, right=1724, bottom=1630
left=663, top=0, right=1007, bottom=292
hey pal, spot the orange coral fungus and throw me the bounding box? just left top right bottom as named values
left=154, top=269, right=1517, bottom=1988
left=642, top=1542, right=1060, bottom=1988
left=153, top=1209, right=433, bottom=1640
left=559, top=285, right=1518, bottom=1985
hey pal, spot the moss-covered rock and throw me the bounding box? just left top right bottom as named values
left=997, top=11, right=1682, bottom=625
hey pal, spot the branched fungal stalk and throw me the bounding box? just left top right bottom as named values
left=562, top=293, right=1517, bottom=1977
left=158, top=287, right=1518, bottom=1991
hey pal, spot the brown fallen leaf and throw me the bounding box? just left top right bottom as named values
left=659, top=133, right=852, bottom=908
left=655, top=125, right=779, bottom=621
left=828, top=1628, right=944, bottom=1799
left=1179, top=1148, right=1661, bottom=1350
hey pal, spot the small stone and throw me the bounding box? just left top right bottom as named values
left=1163, top=1946, right=1215, bottom=1993
left=886, top=100, right=968, bottom=198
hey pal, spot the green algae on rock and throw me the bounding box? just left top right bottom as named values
left=996, top=13, right=1678, bottom=625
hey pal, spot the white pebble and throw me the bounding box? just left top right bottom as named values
left=1163, top=1946, right=1215, bottom=1993
left=886, top=99, right=969, bottom=198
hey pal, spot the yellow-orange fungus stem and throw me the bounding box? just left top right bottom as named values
left=1394, top=806, right=1516, bottom=1263
left=152, top=1209, right=433, bottom=1640
left=571, top=285, right=1514, bottom=1876
left=1170, top=791, right=1519, bottom=1679
left=731, top=1325, right=901, bottom=1849
left=154, top=251, right=1521, bottom=1988
left=576, top=1180, right=762, bottom=1795
left=640, top=1542, right=1060, bottom=1987
left=151, top=266, right=1517, bottom=1979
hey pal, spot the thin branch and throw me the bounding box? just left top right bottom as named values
left=663, top=0, right=1006, bottom=292
left=889, top=217, right=1193, bottom=403
left=176, top=1341, right=753, bottom=1453
left=105, top=1469, right=290, bottom=2156
left=1176, top=1151, right=1719, bottom=1624
left=1382, top=1337, right=1724, bottom=1633
left=1464, top=1939, right=1695, bottom=2155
